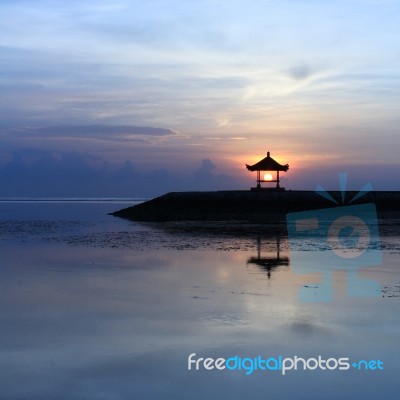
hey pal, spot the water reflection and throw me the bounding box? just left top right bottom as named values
left=247, top=234, right=289, bottom=279
left=1, top=202, right=400, bottom=399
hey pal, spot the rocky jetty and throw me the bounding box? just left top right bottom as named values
left=112, top=190, right=400, bottom=222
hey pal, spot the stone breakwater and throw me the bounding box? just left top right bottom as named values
left=112, top=190, right=400, bottom=222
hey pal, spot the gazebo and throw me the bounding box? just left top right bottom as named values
left=246, top=151, right=289, bottom=191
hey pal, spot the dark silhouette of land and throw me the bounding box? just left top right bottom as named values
left=112, top=190, right=400, bottom=222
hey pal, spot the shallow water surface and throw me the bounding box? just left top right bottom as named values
left=0, top=201, right=399, bottom=399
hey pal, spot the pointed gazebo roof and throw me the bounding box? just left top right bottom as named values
left=246, top=151, right=289, bottom=172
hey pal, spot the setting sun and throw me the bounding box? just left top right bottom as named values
left=263, top=173, right=273, bottom=181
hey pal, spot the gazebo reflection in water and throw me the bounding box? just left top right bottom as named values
left=246, top=233, right=289, bottom=279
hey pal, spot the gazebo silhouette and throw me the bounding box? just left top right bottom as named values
left=246, top=151, right=289, bottom=191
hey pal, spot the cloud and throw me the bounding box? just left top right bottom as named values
left=0, top=0, right=399, bottom=192
left=0, top=125, right=177, bottom=152
left=190, top=158, right=240, bottom=191
left=7, top=125, right=176, bottom=139
left=286, top=64, right=315, bottom=81
left=0, top=146, right=398, bottom=198
left=193, top=159, right=216, bottom=180
left=0, top=149, right=246, bottom=197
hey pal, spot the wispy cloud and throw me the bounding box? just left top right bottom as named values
left=7, top=125, right=177, bottom=140
left=286, top=64, right=316, bottom=81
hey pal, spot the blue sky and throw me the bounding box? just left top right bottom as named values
left=1, top=0, right=399, bottom=196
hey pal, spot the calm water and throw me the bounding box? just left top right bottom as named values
left=0, top=201, right=399, bottom=399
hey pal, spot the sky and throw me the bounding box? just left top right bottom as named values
left=1, top=0, right=399, bottom=197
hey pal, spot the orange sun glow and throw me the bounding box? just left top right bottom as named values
left=263, top=173, right=273, bottom=181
